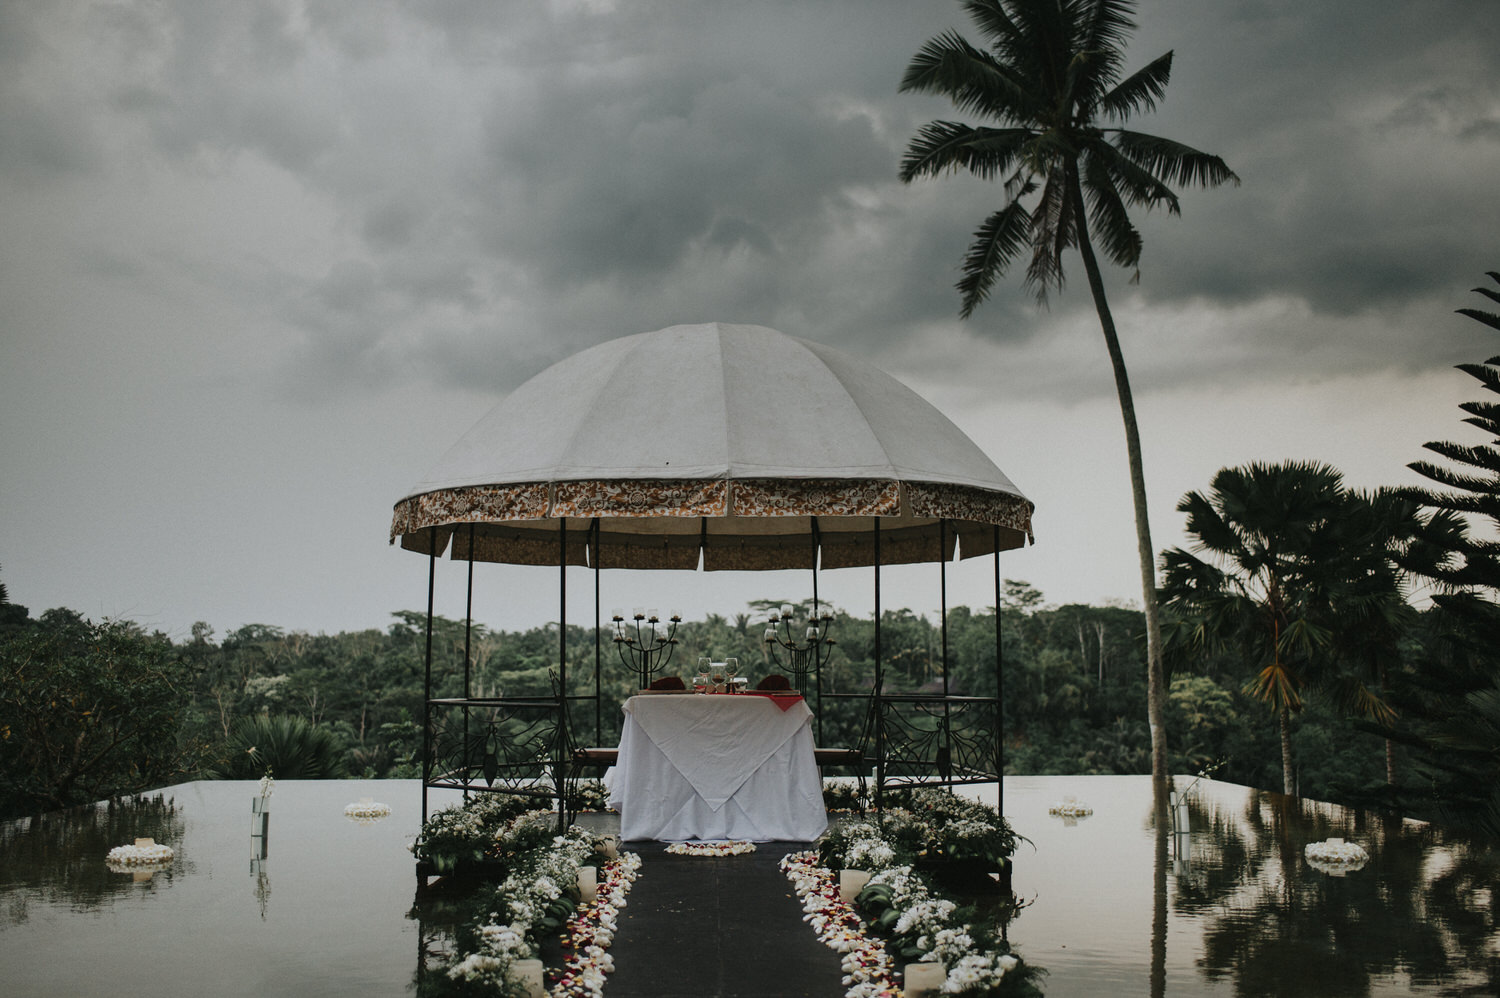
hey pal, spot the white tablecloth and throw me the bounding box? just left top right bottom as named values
left=606, top=694, right=828, bottom=842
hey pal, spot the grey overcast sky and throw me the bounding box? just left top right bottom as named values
left=3, top=0, right=1498, bottom=640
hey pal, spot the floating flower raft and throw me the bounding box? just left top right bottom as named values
left=1305, top=838, right=1369, bottom=872
left=105, top=840, right=175, bottom=868
left=666, top=840, right=756, bottom=856
left=1048, top=796, right=1093, bottom=817
left=344, top=799, right=392, bottom=822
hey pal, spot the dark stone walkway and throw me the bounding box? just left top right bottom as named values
left=603, top=842, right=846, bottom=998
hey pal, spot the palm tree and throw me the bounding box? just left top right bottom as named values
left=899, top=0, right=1238, bottom=800
left=1159, top=461, right=1398, bottom=795
left=1366, top=271, right=1500, bottom=836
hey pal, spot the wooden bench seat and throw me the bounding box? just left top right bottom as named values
left=573, top=746, right=864, bottom=768
left=573, top=747, right=619, bottom=766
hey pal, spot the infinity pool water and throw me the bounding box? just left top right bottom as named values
left=995, top=776, right=1497, bottom=997
left=1, top=777, right=1494, bottom=996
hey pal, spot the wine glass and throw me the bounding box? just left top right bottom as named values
left=724, top=658, right=739, bottom=693
left=710, top=661, right=726, bottom=694
left=694, top=657, right=711, bottom=692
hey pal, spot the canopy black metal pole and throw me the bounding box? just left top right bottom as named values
left=873, top=517, right=883, bottom=811
left=940, top=519, right=949, bottom=695
left=464, top=523, right=474, bottom=797
left=557, top=517, right=568, bottom=827
left=994, top=524, right=1004, bottom=818
left=592, top=518, right=602, bottom=747
left=940, top=518, right=951, bottom=781
left=811, top=518, right=823, bottom=744
left=465, top=524, right=474, bottom=699
left=422, top=526, right=436, bottom=822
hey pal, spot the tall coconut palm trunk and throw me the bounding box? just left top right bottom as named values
left=1279, top=702, right=1295, bottom=795
left=1069, top=171, right=1171, bottom=811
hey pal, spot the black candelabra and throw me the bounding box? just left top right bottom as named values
left=762, top=603, right=836, bottom=691
left=612, top=609, right=680, bottom=690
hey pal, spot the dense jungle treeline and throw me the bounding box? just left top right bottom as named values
left=0, top=584, right=1440, bottom=822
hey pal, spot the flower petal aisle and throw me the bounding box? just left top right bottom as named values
left=548, top=852, right=642, bottom=998
left=781, top=851, right=901, bottom=998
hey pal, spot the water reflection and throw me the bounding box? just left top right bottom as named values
left=1003, top=776, right=1499, bottom=997
left=251, top=808, right=271, bottom=919
left=1190, top=790, right=1495, bottom=996
left=0, top=793, right=186, bottom=925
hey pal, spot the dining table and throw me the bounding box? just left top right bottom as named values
left=605, top=691, right=828, bottom=842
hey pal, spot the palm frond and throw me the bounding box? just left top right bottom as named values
left=1245, top=661, right=1302, bottom=712
left=960, top=0, right=1024, bottom=50
left=899, top=29, right=1038, bottom=122
left=956, top=201, right=1034, bottom=319
left=1082, top=150, right=1144, bottom=268
left=1085, top=138, right=1180, bottom=213
left=899, top=121, right=1035, bottom=183
left=1176, top=488, right=1251, bottom=564
left=1075, top=0, right=1137, bottom=58
left=1098, top=50, right=1172, bottom=120
left=1455, top=362, right=1500, bottom=396
left=1278, top=616, right=1332, bottom=659
left=1422, top=438, right=1500, bottom=474
left=1467, top=283, right=1500, bottom=307
left=1112, top=129, right=1240, bottom=189
left=1023, top=167, right=1071, bottom=300
left=1456, top=307, right=1500, bottom=334
left=1159, top=546, right=1228, bottom=603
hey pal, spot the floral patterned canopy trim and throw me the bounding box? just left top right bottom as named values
left=390, top=477, right=1033, bottom=570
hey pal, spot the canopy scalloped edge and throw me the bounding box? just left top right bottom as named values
left=390, top=477, right=1034, bottom=570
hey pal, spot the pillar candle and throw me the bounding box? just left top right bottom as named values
left=904, top=962, right=946, bottom=998
left=838, top=869, right=871, bottom=904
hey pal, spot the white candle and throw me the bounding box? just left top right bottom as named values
left=904, top=962, right=945, bottom=997
left=839, top=869, right=871, bottom=904
left=513, top=959, right=546, bottom=998
left=577, top=865, right=597, bottom=902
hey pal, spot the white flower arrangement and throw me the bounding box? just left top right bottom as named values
left=343, top=799, right=392, bottom=822
left=258, top=773, right=275, bottom=799
left=665, top=840, right=757, bottom=856
left=1305, top=837, right=1369, bottom=870
left=429, top=800, right=639, bottom=998
left=790, top=810, right=1031, bottom=997
left=1048, top=795, right=1093, bottom=817
left=105, top=840, right=175, bottom=868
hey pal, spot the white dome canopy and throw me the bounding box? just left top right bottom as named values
left=391, top=322, right=1033, bottom=570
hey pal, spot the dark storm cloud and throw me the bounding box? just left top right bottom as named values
left=1123, top=0, right=1500, bottom=317
left=3, top=0, right=1494, bottom=402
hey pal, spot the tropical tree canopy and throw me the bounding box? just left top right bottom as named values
left=1368, top=272, right=1500, bottom=837
left=899, top=0, right=1238, bottom=315
left=1159, top=461, right=1408, bottom=795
